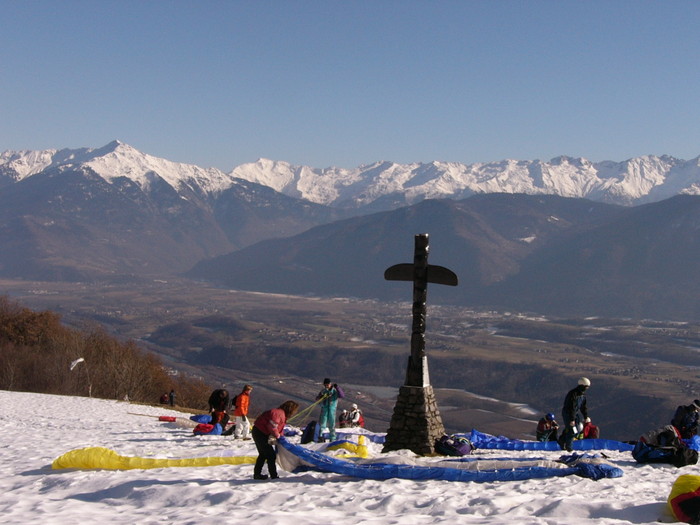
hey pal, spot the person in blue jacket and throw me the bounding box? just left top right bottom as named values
left=558, top=377, right=591, bottom=452
left=316, top=377, right=343, bottom=441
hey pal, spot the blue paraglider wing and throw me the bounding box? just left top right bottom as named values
left=276, top=437, right=622, bottom=482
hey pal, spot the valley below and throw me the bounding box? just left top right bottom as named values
left=3, top=277, right=700, bottom=442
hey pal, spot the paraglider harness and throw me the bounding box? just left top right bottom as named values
left=633, top=425, right=699, bottom=468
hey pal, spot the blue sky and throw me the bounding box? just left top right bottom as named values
left=2, top=1, right=700, bottom=170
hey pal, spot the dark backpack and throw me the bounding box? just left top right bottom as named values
left=673, top=447, right=699, bottom=468
left=301, top=421, right=317, bottom=444
left=435, top=434, right=473, bottom=456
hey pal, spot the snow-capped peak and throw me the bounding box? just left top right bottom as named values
left=0, top=147, right=61, bottom=179
left=231, top=154, right=700, bottom=208
left=4, top=141, right=700, bottom=209
left=78, top=140, right=235, bottom=193
left=1, top=141, right=237, bottom=195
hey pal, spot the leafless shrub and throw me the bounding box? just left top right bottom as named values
left=0, top=296, right=212, bottom=408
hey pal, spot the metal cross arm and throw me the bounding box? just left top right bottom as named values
left=384, top=233, right=457, bottom=286
left=383, top=233, right=458, bottom=387
left=384, top=263, right=458, bottom=287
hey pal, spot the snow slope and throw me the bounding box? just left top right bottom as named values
left=0, top=389, right=691, bottom=524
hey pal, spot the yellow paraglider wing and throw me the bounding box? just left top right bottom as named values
left=668, top=474, right=700, bottom=523
left=52, top=447, right=256, bottom=470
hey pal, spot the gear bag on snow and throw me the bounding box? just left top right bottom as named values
left=435, top=434, right=473, bottom=456
left=633, top=425, right=698, bottom=468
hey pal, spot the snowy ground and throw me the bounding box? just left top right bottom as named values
left=0, top=390, right=694, bottom=524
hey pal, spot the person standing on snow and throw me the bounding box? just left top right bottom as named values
left=233, top=384, right=253, bottom=440
left=559, top=377, right=591, bottom=452
left=316, top=378, right=344, bottom=441
left=251, top=400, right=299, bottom=480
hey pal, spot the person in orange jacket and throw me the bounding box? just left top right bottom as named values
left=233, top=384, right=253, bottom=440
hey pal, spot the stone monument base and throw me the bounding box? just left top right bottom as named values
left=382, top=384, right=445, bottom=455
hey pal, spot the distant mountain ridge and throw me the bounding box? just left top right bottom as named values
left=0, top=140, right=235, bottom=194
left=188, top=193, right=700, bottom=321
left=0, top=141, right=345, bottom=280
left=4, top=141, right=700, bottom=209
left=4, top=141, right=700, bottom=320
left=231, top=154, right=700, bottom=209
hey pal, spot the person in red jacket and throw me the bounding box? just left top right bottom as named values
left=233, top=384, right=253, bottom=440
left=536, top=413, right=559, bottom=442
left=252, top=400, right=299, bottom=480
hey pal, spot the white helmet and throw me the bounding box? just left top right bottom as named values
left=578, top=377, right=591, bottom=387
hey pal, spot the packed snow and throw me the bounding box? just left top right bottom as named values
left=1, top=389, right=696, bottom=524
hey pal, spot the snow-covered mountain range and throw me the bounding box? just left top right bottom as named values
left=233, top=153, right=700, bottom=208
left=0, top=140, right=235, bottom=195
left=3, top=140, right=700, bottom=209
left=5, top=140, right=700, bottom=320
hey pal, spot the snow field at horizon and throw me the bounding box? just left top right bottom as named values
left=0, top=389, right=694, bottom=524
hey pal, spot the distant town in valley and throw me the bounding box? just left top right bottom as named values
left=3, top=277, right=698, bottom=442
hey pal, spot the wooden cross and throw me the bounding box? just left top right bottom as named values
left=384, top=233, right=458, bottom=387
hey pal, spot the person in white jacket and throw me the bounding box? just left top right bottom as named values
left=348, top=403, right=362, bottom=427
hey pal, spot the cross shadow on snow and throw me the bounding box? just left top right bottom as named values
left=66, top=478, right=231, bottom=503
left=66, top=477, right=324, bottom=505
left=64, top=476, right=345, bottom=503
left=18, top=466, right=57, bottom=476
left=122, top=437, right=192, bottom=444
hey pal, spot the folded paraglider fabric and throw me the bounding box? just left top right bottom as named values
left=276, top=436, right=622, bottom=482
left=466, top=429, right=634, bottom=452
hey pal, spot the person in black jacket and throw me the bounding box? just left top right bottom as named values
left=207, top=389, right=230, bottom=428
left=208, top=388, right=230, bottom=411
left=558, top=377, right=591, bottom=452
left=671, top=399, right=700, bottom=439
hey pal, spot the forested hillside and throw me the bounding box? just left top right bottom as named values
left=0, top=296, right=211, bottom=408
